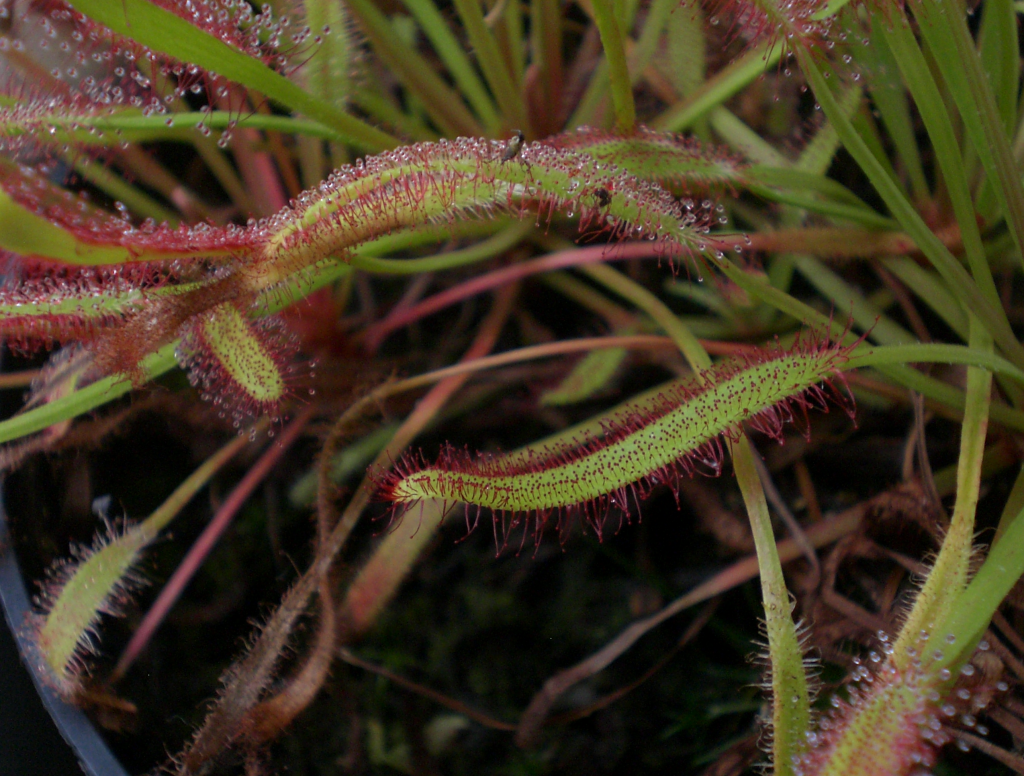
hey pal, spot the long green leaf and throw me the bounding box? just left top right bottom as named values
left=978, top=0, right=1019, bottom=137
left=883, top=258, right=970, bottom=342
left=0, top=345, right=177, bottom=444
left=0, top=190, right=136, bottom=265
left=881, top=17, right=1020, bottom=421
left=344, top=0, right=484, bottom=137
left=580, top=262, right=810, bottom=774
left=590, top=0, right=636, bottom=133
left=914, top=0, right=1024, bottom=273
left=451, top=0, right=527, bottom=130
left=653, top=44, right=783, bottom=132
left=929, top=499, right=1024, bottom=676
left=37, top=431, right=250, bottom=692
left=401, top=0, right=501, bottom=130
left=530, top=0, right=565, bottom=136
left=302, top=0, right=357, bottom=110
left=891, top=318, right=992, bottom=671
left=850, top=343, right=1024, bottom=385
left=860, top=19, right=929, bottom=201
left=881, top=17, right=1000, bottom=307
left=733, top=437, right=809, bottom=776
left=791, top=255, right=917, bottom=345
left=630, top=0, right=679, bottom=85
left=712, top=256, right=1024, bottom=431
left=66, top=0, right=398, bottom=152
left=800, top=51, right=1024, bottom=370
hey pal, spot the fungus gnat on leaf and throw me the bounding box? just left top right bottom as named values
left=595, top=188, right=611, bottom=207
left=501, top=130, right=525, bottom=162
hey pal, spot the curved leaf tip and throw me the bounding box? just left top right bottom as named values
left=177, top=302, right=299, bottom=423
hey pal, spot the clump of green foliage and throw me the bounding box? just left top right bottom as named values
left=3, top=0, right=1024, bottom=774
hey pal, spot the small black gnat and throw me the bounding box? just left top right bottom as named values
left=500, top=129, right=525, bottom=162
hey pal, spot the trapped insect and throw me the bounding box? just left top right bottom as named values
left=501, top=129, right=525, bottom=162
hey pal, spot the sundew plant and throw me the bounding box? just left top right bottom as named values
left=5, top=0, right=1024, bottom=774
